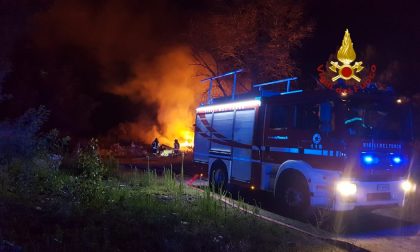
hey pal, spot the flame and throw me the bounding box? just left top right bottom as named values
left=33, top=0, right=206, bottom=148
left=337, top=29, right=356, bottom=65
left=110, top=47, right=205, bottom=149
left=180, top=130, right=194, bottom=150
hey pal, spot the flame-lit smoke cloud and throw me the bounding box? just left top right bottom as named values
left=111, top=47, right=205, bottom=147
left=31, top=0, right=206, bottom=146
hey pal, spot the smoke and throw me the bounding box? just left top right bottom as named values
left=34, top=0, right=183, bottom=66
left=27, top=0, right=206, bottom=146
left=111, top=47, right=205, bottom=147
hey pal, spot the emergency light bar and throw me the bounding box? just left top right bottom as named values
left=196, top=99, right=261, bottom=113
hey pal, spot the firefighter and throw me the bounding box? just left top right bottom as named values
left=173, top=139, right=180, bottom=155
left=151, top=138, right=159, bottom=155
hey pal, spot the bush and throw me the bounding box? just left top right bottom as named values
left=0, top=106, right=49, bottom=164
left=77, top=139, right=104, bottom=181
left=0, top=105, right=72, bottom=200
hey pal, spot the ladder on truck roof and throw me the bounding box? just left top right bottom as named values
left=201, top=69, right=302, bottom=104
left=253, top=77, right=302, bottom=97
left=201, top=69, right=244, bottom=104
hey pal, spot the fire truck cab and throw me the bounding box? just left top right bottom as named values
left=193, top=75, right=415, bottom=216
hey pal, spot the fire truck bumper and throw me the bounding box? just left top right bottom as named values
left=331, top=179, right=413, bottom=211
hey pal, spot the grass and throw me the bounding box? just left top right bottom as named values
left=0, top=165, right=343, bottom=251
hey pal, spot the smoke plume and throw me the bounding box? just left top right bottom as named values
left=29, top=0, right=206, bottom=146
left=111, top=47, right=205, bottom=147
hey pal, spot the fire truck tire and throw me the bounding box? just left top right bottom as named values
left=275, top=171, right=310, bottom=219
left=209, top=162, right=228, bottom=192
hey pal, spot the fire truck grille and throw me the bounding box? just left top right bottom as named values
left=366, top=192, right=391, bottom=201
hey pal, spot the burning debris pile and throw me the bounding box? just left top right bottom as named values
left=110, top=48, right=204, bottom=149
left=100, top=140, right=192, bottom=158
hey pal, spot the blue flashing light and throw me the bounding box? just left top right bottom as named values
left=392, top=156, right=402, bottom=164
left=363, top=155, right=374, bottom=164
left=361, top=153, right=379, bottom=165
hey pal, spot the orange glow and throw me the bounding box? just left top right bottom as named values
left=179, top=130, right=194, bottom=150
left=340, top=91, right=348, bottom=97
left=110, top=47, right=205, bottom=149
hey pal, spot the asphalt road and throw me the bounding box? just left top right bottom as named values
left=335, top=211, right=420, bottom=252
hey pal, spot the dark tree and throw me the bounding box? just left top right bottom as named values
left=189, top=0, right=313, bottom=95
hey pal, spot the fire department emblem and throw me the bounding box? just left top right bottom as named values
left=329, top=29, right=364, bottom=82
left=317, top=29, right=376, bottom=94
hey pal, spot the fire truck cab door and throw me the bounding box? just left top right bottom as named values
left=231, top=109, right=256, bottom=182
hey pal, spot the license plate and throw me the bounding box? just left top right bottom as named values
left=377, top=184, right=390, bottom=192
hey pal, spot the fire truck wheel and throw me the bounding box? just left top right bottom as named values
left=275, top=172, right=310, bottom=219
left=210, top=165, right=228, bottom=192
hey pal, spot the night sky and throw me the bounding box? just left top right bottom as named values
left=298, top=0, right=419, bottom=93
left=0, top=0, right=419, bottom=142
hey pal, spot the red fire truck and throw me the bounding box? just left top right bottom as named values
left=193, top=71, right=415, bottom=217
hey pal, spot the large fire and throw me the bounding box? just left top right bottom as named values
left=111, top=47, right=205, bottom=150
left=32, top=0, right=209, bottom=150
left=180, top=130, right=194, bottom=150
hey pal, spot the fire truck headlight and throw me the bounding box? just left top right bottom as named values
left=336, top=181, right=357, bottom=197
left=401, top=180, right=416, bottom=193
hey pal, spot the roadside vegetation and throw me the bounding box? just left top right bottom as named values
left=0, top=108, right=342, bottom=251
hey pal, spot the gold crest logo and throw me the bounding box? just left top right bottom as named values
left=329, top=29, right=364, bottom=82
left=317, top=29, right=376, bottom=94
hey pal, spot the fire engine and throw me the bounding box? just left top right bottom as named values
left=193, top=70, right=415, bottom=217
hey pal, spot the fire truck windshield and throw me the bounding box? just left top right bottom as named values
left=344, top=99, right=411, bottom=140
